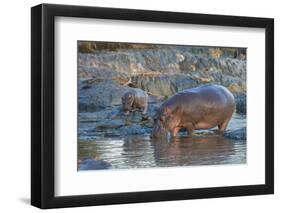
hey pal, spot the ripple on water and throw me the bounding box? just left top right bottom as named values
left=78, top=135, right=246, bottom=170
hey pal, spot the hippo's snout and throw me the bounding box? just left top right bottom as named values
left=123, top=105, right=132, bottom=111
left=151, top=121, right=169, bottom=139
left=123, top=110, right=130, bottom=115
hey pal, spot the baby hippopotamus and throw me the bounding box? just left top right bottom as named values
left=152, top=84, right=235, bottom=138
left=121, top=88, right=148, bottom=115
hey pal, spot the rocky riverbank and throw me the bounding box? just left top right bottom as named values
left=78, top=42, right=246, bottom=140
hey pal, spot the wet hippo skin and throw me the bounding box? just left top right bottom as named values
left=152, top=84, right=235, bottom=138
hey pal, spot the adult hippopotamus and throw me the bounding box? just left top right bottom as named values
left=121, top=88, right=148, bottom=115
left=151, top=84, right=235, bottom=138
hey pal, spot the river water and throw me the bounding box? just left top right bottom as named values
left=78, top=114, right=246, bottom=170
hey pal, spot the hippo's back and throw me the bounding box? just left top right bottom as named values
left=131, top=87, right=148, bottom=99
left=188, top=84, right=234, bottom=101
left=165, top=84, right=235, bottom=113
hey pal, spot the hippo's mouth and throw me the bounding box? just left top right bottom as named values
left=123, top=110, right=130, bottom=115
left=151, top=122, right=169, bottom=139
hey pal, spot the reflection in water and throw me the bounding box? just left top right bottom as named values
left=151, top=135, right=245, bottom=167
left=78, top=134, right=246, bottom=170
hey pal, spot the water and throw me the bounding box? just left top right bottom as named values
left=78, top=114, right=246, bottom=170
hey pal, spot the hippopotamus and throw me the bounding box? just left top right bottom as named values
left=121, top=88, right=148, bottom=115
left=152, top=84, right=235, bottom=138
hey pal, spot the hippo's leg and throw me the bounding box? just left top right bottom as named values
left=131, top=105, right=137, bottom=112
left=172, top=127, right=181, bottom=137
left=186, top=123, right=195, bottom=136
left=142, top=103, right=148, bottom=115
left=218, top=118, right=231, bottom=133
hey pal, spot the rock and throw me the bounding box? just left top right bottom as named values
left=79, top=158, right=112, bottom=170
left=78, top=45, right=246, bottom=103
left=132, top=74, right=197, bottom=97
left=234, top=92, right=246, bottom=114
left=78, top=104, right=158, bottom=139
left=124, top=111, right=144, bottom=123
left=79, top=80, right=133, bottom=111
left=118, top=124, right=149, bottom=136
left=228, top=83, right=245, bottom=93
left=79, top=108, right=120, bottom=122
left=78, top=66, right=123, bottom=80
left=95, top=119, right=126, bottom=129
left=224, top=127, right=246, bottom=140
left=100, top=123, right=149, bottom=137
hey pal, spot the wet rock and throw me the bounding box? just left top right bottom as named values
left=124, top=111, right=144, bottom=123
left=79, top=158, right=112, bottom=170
left=101, top=124, right=149, bottom=137
left=79, top=105, right=157, bottom=139
left=96, top=119, right=126, bottom=129
left=224, top=127, right=246, bottom=140
left=118, top=124, right=149, bottom=135
left=234, top=93, right=246, bottom=114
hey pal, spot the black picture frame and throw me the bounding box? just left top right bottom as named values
left=31, top=3, right=274, bottom=209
